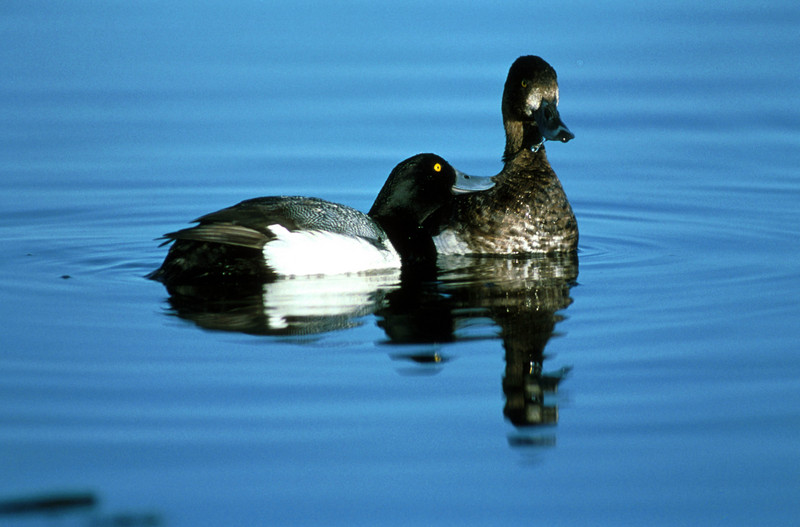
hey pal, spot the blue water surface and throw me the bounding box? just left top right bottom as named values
left=1, top=1, right=799, bottom=526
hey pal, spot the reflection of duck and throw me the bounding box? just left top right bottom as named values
left=470, top=256, right=576, bottom=426
left=427, top=56, right=577, bottom=254
left=444, top=255, right=577, bottom=427
left=450, top=255, right=577, bottom=428
left=160, top=253, right=578, bottom=433
left=163, top=272, right=400, bottom=336
left=380, top=254, right=578, bottom=428
left=149, top=154, right=494, bottom=286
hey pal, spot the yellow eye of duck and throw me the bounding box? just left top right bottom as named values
left=521, top=79, right=528, bottom=88
left=433, top=163, right=442, bottom=172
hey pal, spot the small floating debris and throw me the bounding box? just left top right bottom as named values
left=0, top=490, right=97, bottom=515
left=395, top=351, right=449, bottom=364
left=507, top=434, right=557, bottom=448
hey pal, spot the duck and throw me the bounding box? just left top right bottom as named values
left=426, top=55, right=577, bottom=254
left=148, top=153, right=495, bottom=286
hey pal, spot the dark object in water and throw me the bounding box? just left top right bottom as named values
left=0, top=491, right=97, bottom=515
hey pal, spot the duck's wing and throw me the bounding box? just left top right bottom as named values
left=161, top=222, right=268, bottom=250
left=160, top=196, right=388, bottom=249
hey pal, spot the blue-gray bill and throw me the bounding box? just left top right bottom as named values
left=534, top=100, right=574, bottom=143
left=451, top=170, right=496, bottom=195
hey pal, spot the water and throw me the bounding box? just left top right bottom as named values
left=2, top=1, right=799, bottom=525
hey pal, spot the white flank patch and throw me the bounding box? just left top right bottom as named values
left=433, top=229, right=471, bottom=256
left=263, top=224, right=401, bottom=277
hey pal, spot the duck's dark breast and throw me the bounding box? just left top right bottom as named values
left=432, top=151, right=578, bottom=255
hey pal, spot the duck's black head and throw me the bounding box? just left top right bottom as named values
left=369, top=153, right=493, bottom=226
left=502, top=56, right=574, bottom=160
left=369, top=153, right=494, bottom=265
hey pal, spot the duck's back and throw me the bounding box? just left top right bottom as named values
left=191, top=196, right=387, bottom=241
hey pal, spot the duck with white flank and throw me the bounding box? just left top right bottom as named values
left=149, top=154, right=494, bottom=286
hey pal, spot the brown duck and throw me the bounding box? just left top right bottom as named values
left=427, top=56, right=577, bottom=254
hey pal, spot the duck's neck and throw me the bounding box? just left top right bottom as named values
left=503, top=120, right=544, bottom=163
left=372, top=213, right=437, bottom=265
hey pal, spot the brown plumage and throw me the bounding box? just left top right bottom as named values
left=428, top=55, right=577, bottom=254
